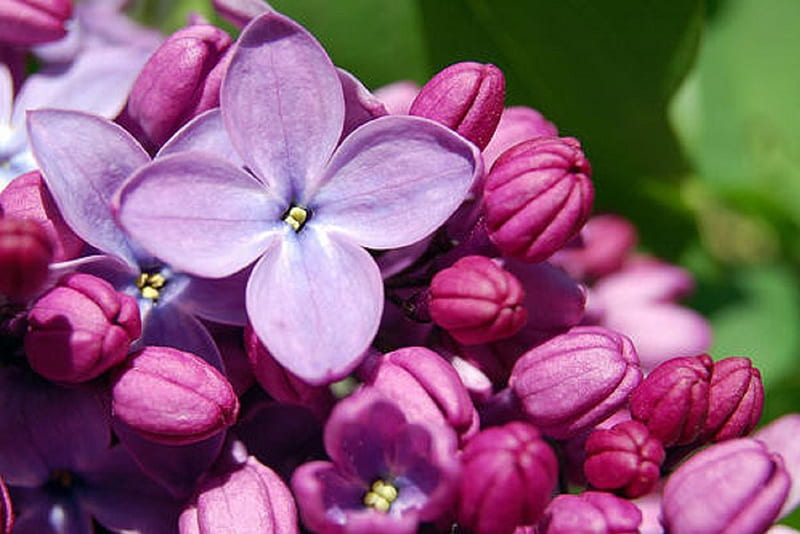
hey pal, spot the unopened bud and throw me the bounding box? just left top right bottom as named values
left=539, top=491, right=642, bottom=534
left=0, top=0, right=72, bottom=46
left=0, top=217, right=53, bottom=300
left=702, top=356, right=764, bottom=442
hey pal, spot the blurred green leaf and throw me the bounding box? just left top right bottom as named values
left=417, top=0, right=704, bottom=257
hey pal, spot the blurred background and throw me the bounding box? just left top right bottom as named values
left=130, top=0, right=800, bottom=521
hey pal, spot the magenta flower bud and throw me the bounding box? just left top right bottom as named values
left=25, top=273, right=141, bottom=383
left=538, top=491, right=642, bottom=534
left=126, top=23, right=233, bottom=149
left=509, top=326, right=642, bottom=439
left=359, top=346, right=479, bottom=444
left=584, top=420, right=665, bottom=498
left=629, top=354, right=713, bottom=447
left=0, top=170, right=85, bottom=262
left=111, top=346, right=239, bottom=445
left=429, top=255, right=527, bottom=345
left=701, top=356, right=764, bottom=442
left=0, top=475, right=12, bottom=534
left=0, top=0, right=72, bottom=46
left=0, top=217, right=53, bottom=301
left=482, top=106, right=559, bottom=168
left=662, top=438, right=790, bottom=534
left=410, top=62, right=505, bottom=150
left=180, top=455, right=298, bottom=534
left=457, top=422, right=558, bottom=534
left=484, top=136, right=594, bottom=263
left=244, top=324, right=334, bottom=419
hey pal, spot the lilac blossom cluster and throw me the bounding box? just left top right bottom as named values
left=0, top=1, right=798, bottom=533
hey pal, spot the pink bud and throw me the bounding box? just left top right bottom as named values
left=429, top=255, right=527, bottom=345
left=410, top=62, right=505, bottom=150
left=550, top=214, right=638, bottom=281
left=0, top=170, right=85, bottom=262
left=0, top=0, right=72, bottom=46
left=629, top=354, right=713, bottom=447
left=662, top=438, right=790, bottom=534
left=702, top=356, right=764, bottom=442
left=509, top=326, right=642, bottom=439
left=25, top=273, right=140, bottom=382
left=484, top=136, right=594, bottom=263
left=584, top=420, right=665, bottom=498
left=0, top=475, right=12, bottom=534
left=125, top=23, right=233, bottom=149
left=111, top=346, right=239, bottom=445
left=0, top=217, right=53, bottom=300
left=458, top=422, right=558, bottom=534
left=539, top=491, right=642, bottom=534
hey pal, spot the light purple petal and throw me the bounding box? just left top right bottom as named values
left=312, top=115, right=481, bottom=249
left=221, top=11, right=344, bottom=201
left=178, top=268, right=250, bottom=326
left=157, top=108, right=243, bottom=168
left=115, top=152, right=284, bottom=278
left=338, top=68, right=388, bottom=141
left=246, top=226, right=383, bottom=384
left=27, top=109, right=149, bottom=266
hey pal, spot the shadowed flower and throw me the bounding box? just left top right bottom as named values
left=115, top=12, right=481, bottom=384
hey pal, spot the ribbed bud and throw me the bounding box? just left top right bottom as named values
left=111, top=346, right=239, bottom=445
left=662, top=438, right=790, bottom=534
left=0, top=0, right=72, bottom=46
left=429, top=255, right=527, bottom=345
left=629, top=354, right=713, bottom=447
left=0, top=217, right=53, bottom=300
left=458, top=422, right=558, bottom=534
left=584, top=420, right=665, bottom=498
left=25, top=273, right=140, bottom=382
left=538, top=491, right=642, bottom=534
left=509, top=326, right=642, bottom=439
left=125, top=23, right=233, bottom=149
left=410, top=62, right=505, bottom=150
left=701, top=356, right=764, bottom=442
left=484, top=136, right=594, bottom=262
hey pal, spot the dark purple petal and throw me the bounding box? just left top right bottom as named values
left=312, top=115, right=481, bottom=249
left=178, top=268, right=249, bottom=326
left=338, top=68, right=388, bottom=141
left=7, top=490, right=92, bottom=534
left=246, top=226, right=382, bottom=384
left=115, top=152, right=284, bottom=278
left=138, top=304, right=224, bottom=370
left=27, top=109, right=149, bottom=266
left=222, top=11, right=344, bottom=201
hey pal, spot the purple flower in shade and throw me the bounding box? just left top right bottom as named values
left=291, top=390, right=461, bottom=534
left=661, top=438, right=790, bottom=534
left=0, top=366, right=181, bottom=533
left=0, top=0, right=71, bottom=46
left=115, top=12, right=481, bottom=384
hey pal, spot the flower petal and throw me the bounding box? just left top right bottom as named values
left=137, top=304, right=224, bottom=371
left=246, top=226, right=382, bottom=384
left=178, top=268, right=250, bottom=326
left=221, top=11, right=344, bottom=201
left=27, top=109, right=149, bottom=266
left=157, top=108, right=243, bottom=169
left=337, top=68, right=388, bottom=142
left=0, top=63, right=11, bottom=126
left=312, top=116, right=481, bottom=249
left=115, top=152, right=284, bottom=278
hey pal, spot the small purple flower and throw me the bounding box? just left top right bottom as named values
left=291, top=390, right=461, bottom=534
left=115, top=12, right=481, bottom=383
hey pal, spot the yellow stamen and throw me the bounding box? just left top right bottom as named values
left=363, top=479, right=399, bottom=513
left=136, top=272, right=168, bottom=302
left=283, top=206, right=308, bottom=232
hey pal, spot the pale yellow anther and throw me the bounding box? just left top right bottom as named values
left=141, top=286, right=160, bottom=300
left=136, top=272, right=168, bottom=302
left=283, top=206, right=308, bottom=232
left=363, top=479, right=399, bottom=513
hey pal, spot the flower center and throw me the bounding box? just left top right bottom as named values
left=282, top=205, right=309, bottom=232
left=136, top=271, right=167, bottom=302
left=49, top=469, right=75, bottom=489
left=363, top=479, right=399, bottom=513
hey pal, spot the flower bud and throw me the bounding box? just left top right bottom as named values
left=125, top=23, right=233, bottom=149
left=662, top=438, right=790, bottom=534
left=484, top=136, right=594, bottom=263
left=550, top=214, right=638, bottom=281
left=0, top=171, right=85, bottom=262
left=0, top=0, right=72, bottom=46
left=509, top=326, right=641, bottom=439
left=538, top=491, right=642, bottom=534
left=629, top=354, right=713, bottom=447
left=584, top=420, right=665, bottom=498
left=410, top=62, right=505, bottom=150
left=180, top=455, right=299, bottom=534
left=360, top=346, right=479, bottom=444
left=458, top=422, right=558, bottom=534
left=701, top=357, right=764, bottom=442
left=0, top=475, right=12, bottom=534
left=25, top=273, right=141, bottom=382
left=0, top=217, right=53, bottom=300
left=111, top=346, right=239, bottom=445
left=482, top=106, right=559, bottom=168
left=429, top=255, right=527, bottom=345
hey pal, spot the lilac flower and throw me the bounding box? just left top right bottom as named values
left=115, top=12, right=481, bottom=383
left=291, top=390, right=461, bottom=534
